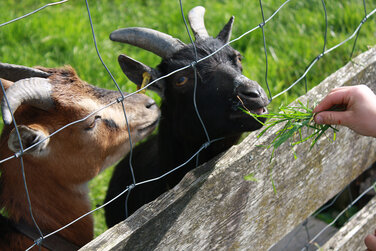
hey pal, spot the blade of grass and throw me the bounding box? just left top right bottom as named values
left=240, top=101, right=338, bottom=161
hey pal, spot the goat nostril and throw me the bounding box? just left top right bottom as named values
left=249, top=91, right=260, bottom=98
left=146, top=100, right=157, bottom=110
left=242, top=89, right=260, bottom=98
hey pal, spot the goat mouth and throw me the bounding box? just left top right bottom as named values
left=249, top=107, right=267, bottom=115
left=138, top=119, right=159, bottom=135
left=235, top=95, right=268, bottom=115
left=230, top=106, right=267, bottom=120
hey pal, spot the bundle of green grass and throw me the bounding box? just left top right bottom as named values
left=242, top=101, right=339, bottom=161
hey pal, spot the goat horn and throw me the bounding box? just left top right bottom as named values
left=0, top=62, right=51, bottom=82
left=1, top=78, right=54, bottom=125
left=110, top=27, right=185, bottom=58
left=188, top=6, right=209, bottom=40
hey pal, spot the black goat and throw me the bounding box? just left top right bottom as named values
left=104, top=6, right=269, bottom=227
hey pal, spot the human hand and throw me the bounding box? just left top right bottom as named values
left=365, top=229, right=376, bottom=251
left=313, top=85, right=376, bottom=137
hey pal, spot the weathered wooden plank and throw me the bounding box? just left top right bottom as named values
left=321, top=196, right=376, bottom=251
left=269, top=216, right=337, bottom=251
left=81, top=47, right=376, bottom=251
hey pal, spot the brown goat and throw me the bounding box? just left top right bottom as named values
left=0, top=63, right=160, bottom=250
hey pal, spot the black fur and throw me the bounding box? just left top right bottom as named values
left=104, top=30, right=269, bottom=227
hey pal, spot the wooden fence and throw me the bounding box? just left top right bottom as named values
left=81, top=46, right=376, bottom=251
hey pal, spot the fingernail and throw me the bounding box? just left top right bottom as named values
left=315, top=115, right=323, bottom=124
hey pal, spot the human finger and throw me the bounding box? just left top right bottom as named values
left=313, top=88, right=350, bottom=114
left=365, top=233, right=376, bottom=251
left=314, top=110, right=351, bottom=125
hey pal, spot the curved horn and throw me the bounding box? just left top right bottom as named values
left=1, top=78, right=54, bottom=125
left=110, top=27, right=185, bottom=58
left=0, top=62, right=51, bottom=82
left=188, top=6, right=209, bottom=40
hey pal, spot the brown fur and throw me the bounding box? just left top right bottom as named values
left=0, top=66, right=159, bottom=250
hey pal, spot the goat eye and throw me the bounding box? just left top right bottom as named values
left=176, top=76, right=188, bottom=86
left=236, top=55, right=242, bottom=63
left=85, top=115, right=101, bottom=131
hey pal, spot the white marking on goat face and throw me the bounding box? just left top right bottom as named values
left=76, top=98, right=127, bottom=131
left=72, top=95, right=159, bottom=172
left=73, top=99, right=136, bottom=170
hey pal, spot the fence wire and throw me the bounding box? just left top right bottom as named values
left=0, top=0, right=375, bottom=250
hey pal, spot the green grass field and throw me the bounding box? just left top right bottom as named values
left=1, top=0, right=375, bottom=238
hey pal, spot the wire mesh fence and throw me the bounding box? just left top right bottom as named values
left=0, top=0, right=375, bottom=250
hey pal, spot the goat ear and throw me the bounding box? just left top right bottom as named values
left=8, top=125, right=50, bottom=156
left=217, top=16, right=234, bottom=43
left=0, top=78, right=13, bottom=101
left=118, top=54, right=165, bottom=97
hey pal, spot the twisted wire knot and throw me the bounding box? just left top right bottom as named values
left=190, top=61, right=198, bottom=68
left=316, top=53, right=324, bottom=61
left=116, top=96, right=125, bottom=103
left=203, top=142, right=211, bottom=149
left=34, top=237, right=44, bottom=246
left=361, top=16, right=368, bottom=24
left=127, top=184, right=136, bottom=190
left=14, top=151, right=23, bottom=158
